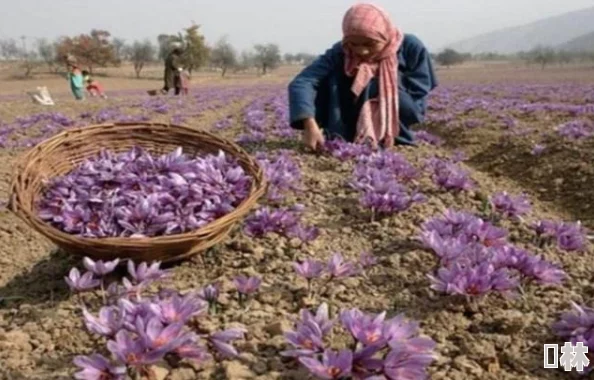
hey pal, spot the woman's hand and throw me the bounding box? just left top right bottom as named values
left=302, top=118, right=325, bottom=152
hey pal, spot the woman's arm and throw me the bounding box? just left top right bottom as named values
left=288, top=43, right=340, bottom=129
left=400, top=35, right=438, bottom=104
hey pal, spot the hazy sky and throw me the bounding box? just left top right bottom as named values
left=0, top=0, right=592, bottom=54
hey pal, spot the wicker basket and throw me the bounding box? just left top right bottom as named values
left=9, top=122, right=267, bottom=263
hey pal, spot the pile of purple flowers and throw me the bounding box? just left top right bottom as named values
left=551, top=302, right=594, bottom=374
left=282, top=303, right=436, bottom=379
left=349, top=151, right=424, bottom=220
left=255, top=150, right=302, bottom=202
left=420, top=209, right=566, bottom=297
left=37, top=147, right=252, bottom=238
left=243, top=204, right=319, bottom=244
left=489, top=191, right=532, bottom=220
left=69, top=257, right=246, bottom=379
left=424, top=157, right=474, bottom=192
left=531, top=219, right=589, bottom=252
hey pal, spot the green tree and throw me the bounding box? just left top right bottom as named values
left=55, top=29, right=117, bottom=73
left=128, top=39, right=156, bottom=78
left=180, top=24, right=209, bottom=74
left=253, top=43, right=281, bottom=75
left=435, top=48, right=466, bottom=68
left=210, top=36, right=237, bottom=77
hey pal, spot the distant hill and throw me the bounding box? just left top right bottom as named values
left=444, top=6, right=594, bottom=54
left=557, top=31, right=594, bottom=52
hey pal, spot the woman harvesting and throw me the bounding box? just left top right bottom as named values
left=288, top=3, right=438, bottom=150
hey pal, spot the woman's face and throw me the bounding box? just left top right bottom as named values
left=344, top=35, right=387, bottom=60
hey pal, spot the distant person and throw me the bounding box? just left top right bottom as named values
left=82, top=70, right=108, bottom=99
left=288, top=3, right=438, bottom=150
left=180, top=69, right=190, bottom=95
left=161, top=42, right=184, bottom=95
left=66, top=56, right=85, bottom=101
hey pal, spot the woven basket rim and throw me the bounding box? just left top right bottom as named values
left=9, top=122, right=267, bottom=248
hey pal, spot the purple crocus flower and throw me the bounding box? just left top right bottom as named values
left=234, top=275, right=262, bottom=295
left=352, top=346, right=384, bottom=378
left=498, top=246, right=566, bottom=285
left=288, top=224, right=320, bottom=243
left=384, top=315, right=436, bottom=353
left=82, top=306, right=124, bottom=337
left=531, top=144, right=546, bottom=155
left=117, top=299, right=161, bottom=331
left=383, top=345, right=435, bottom=380
left=283, top=304, right=332, bottom=357
left=340, top=308, right=387, bottom=346
left=294, top=259, right=325, bottom=280
left=462, top=219, right=508, bottom=247
left=135, top=316, right=190, bottom=352
left=107, top=330, right=164, bottom=366
left=428, top=262, right=518, bottom=297
left=430, top=160, right=474, bottom=191
left=174, top=333, right=212, bottom=363
left=299, top=349, right=353, bottom=379
left=489, top=191, right=531, bottom=219
left=157, top=292, right=207, bottom=324
left=420, top=231, right=469, bottom=265
left=64, top=268, right=101, bottom=292
left=209, top=328, right=247, bottom=358
left=414, top=130, right=443, bottom=146
left=83, top=257, right=120, bottom=276
left=197, top=284, right=220, bottom=303
left=552, top=302, right=594, bottom=340
left=556, top=222, right=587, bottom=252
left=283, top=321, right=326, bottom=357
left=299, top=303, right=335, bottom=336
left=127, top=260, right=166, bottom=283
left=72, top=354, right=126, bottom=380
left=327, top=253, right=358, bottom=278
left=531, top=220, right=558, bottom=237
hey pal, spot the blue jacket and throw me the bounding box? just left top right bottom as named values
left=288, top=34, right=438, bottom=145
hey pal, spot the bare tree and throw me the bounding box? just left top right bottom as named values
left=37, top=38, right=58, bottom=72
left=210, top=37, right=237, bottom=77
left=527, top=45, right=556, bottom=69
left=20, top=50, right=40, bottom=78
left=555, top=50, right=574, bottom=66
left=0, top=39, right=19, bottom=60
left=112, top=38, right=126, bottom=64
left=128, top=39, right=156, bottom=78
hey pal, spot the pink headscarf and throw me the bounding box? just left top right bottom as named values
left=342, top=3, right=404, bottom=148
